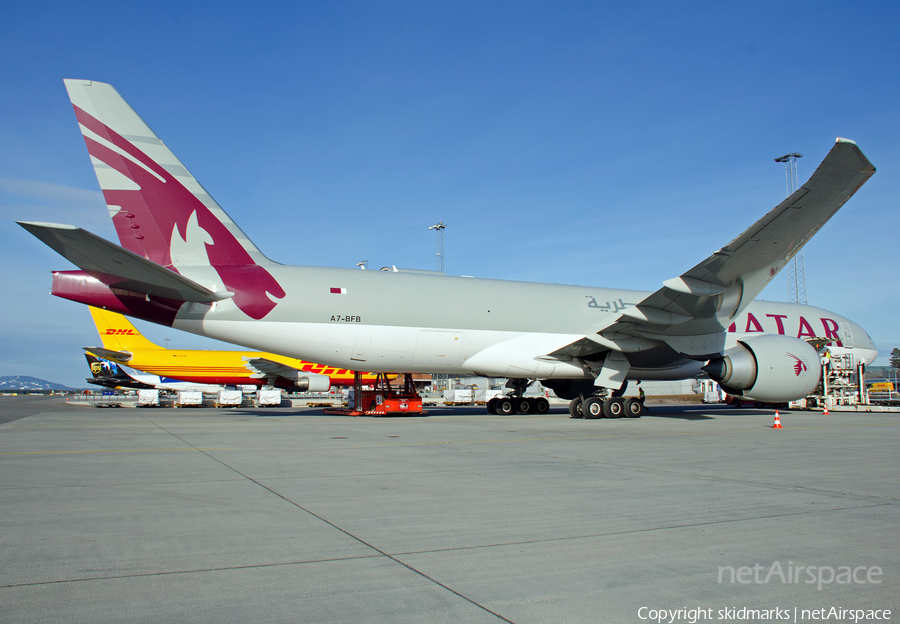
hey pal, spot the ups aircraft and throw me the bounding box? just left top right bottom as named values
left=19, top=80, right=877, bottom=418
left=85, top=352, right=156, bottom=391
left=85, top=305, right=374, bottom=391
left=84, top=352, right=223, bottom=393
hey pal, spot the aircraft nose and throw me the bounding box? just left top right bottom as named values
left=852, top=324, right=879, bottom=365
left=861, top=348, right=879, bottom=366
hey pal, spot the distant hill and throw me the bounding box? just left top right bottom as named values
left=0, top=376, right=74, bottom=391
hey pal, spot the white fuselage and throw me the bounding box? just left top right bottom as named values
left=171, top=267, right=877, bottom=381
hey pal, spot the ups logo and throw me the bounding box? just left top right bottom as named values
left=90, top=363, right=102, bottom=374
left=104, top=329, right=137, bottom=335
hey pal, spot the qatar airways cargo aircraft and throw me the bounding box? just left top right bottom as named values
left=19, top=80, right=877, bottom=418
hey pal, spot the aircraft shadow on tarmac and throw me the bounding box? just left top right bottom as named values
left=644, top=404, right=794, bottom=420
left=234, top=404, right=750, bottom=421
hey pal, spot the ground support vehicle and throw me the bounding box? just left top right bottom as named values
left=324, top=373, right=424, bottom=416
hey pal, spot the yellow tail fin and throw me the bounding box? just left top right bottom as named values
left=89, top=307, right=163, bottom=351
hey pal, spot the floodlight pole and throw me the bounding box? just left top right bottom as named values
left=428, top=222, right=446, bottom=272
left=775, top=153, right=806, bottom=304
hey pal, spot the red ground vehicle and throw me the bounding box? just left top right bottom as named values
left=324, top=373, right=424, bottom=416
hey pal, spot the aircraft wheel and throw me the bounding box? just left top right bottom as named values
left=568, top=397, right=583, bottom=418
left=603, top=397, right=624, bottom=418
left=624, top=397, right=643, bottom=418
left=486, top=398, right=498, bottom=415
left=516, top=398, right=532, bottom=414
left=496, top=398, right=514, bottom=415
left=533, top=397, right=550, bottom=414
left=583, top=396, right=604, bottom=419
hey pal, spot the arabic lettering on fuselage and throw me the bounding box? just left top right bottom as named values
left=586, top=297, right=632, bottom=313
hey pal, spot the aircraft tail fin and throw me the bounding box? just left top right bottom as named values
left=89, top=306, right=162, bottom=351
left=63, top=80, right=286, bottom=319
left=63, top=79, right=270, bottom=268
left=85, top=353, right=155, bottom=390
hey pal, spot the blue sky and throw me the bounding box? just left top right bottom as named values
left=1, top=1, right=898, bottom=388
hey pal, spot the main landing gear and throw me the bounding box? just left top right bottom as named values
left=568, top=394, right=643, bottom=419
left=486, top=378, right=550, bottom=415
left=487, top=395, right=550, bottom=415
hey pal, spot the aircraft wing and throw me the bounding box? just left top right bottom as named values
left=17, top=222, right=230, bottom=304
left=552, top=139, right=875, bottom=362
left=83, top=347, right=133, bottom=363
left=242, top=357, right=331, bottom=390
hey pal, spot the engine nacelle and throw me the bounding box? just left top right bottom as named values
left=703, top=334, right=820, bottom=403
left=290, top=374, right=331, bottom=393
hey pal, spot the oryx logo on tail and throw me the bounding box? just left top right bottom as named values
left=68, top=91, right=285, bottom=320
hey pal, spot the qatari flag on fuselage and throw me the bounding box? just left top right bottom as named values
left=330, top=287, right=346, bottom=294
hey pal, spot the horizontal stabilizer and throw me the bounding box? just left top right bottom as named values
left=83, top=347, right=133, bottom=363
left=18, top=222, right=231, bottom=304
left=87, top=376, right=156, bottom=390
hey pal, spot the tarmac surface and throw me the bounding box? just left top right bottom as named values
left=1, top=395, right=897, bottom=623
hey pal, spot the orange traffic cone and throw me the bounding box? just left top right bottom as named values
left=823, top=404, right=829, bottom=416
left=772, top=411, right=783, bottom=429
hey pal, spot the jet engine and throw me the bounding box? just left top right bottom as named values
left=703, top=334, right=820, bottom=403
left=291, top=374, right=331, bottom=393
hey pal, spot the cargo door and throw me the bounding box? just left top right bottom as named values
left=412, top=330, right=462, bottom=367
left=840, top=322, right=854, bottom=348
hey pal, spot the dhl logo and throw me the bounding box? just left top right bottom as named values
left=297, top=364, right=383, bottom=381
left=303, top=364, right=350, bottom=376
left=299, top=363, right=371, bottom=377
left=104, top=329, right=138, bottom=335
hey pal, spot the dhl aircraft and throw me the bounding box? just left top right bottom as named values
left=85, top=352, right=224, bottom=393
left=20, top=80, right=878, bottom=418
left=84, top=306, right=370, bottom=391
